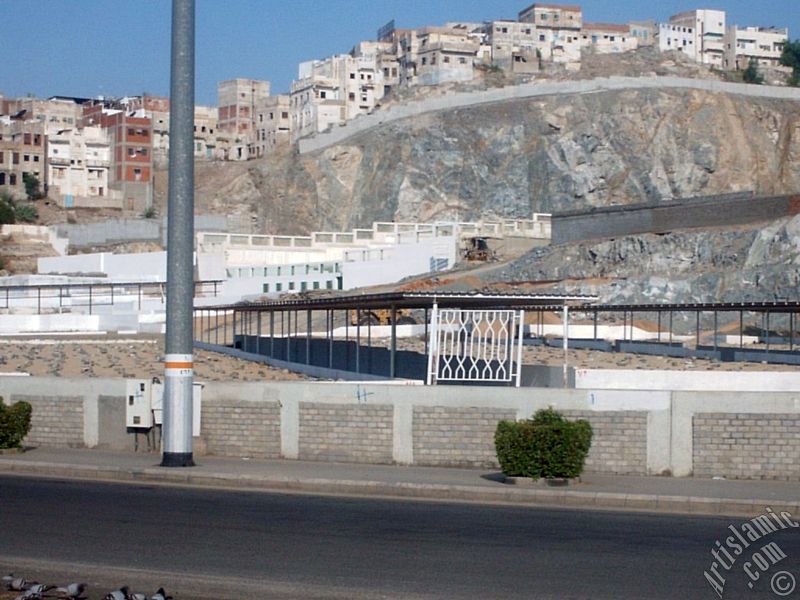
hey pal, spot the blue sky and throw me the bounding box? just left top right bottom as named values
left=1, top=0, right=796, bottom=106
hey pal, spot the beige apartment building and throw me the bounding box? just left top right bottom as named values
left=518, top=3, right=583, bottom=63
left=151, top=105, right=221, bottom=168
left=580, top=23, right=638, bottom=54
left=254, top=95, right=291, bottom=155
left=290, top=50, right=387, bottom=141
left=485, top=20, right=543, bottom=73
left=217, top=79, right=271, bottom=160
left=723, top=26, right=788, bottom=71
left=47, top=126, right=117, bottom=208
left=0, top=96, right=83, bottom=136
left=0, top=119, right=47, bottom=200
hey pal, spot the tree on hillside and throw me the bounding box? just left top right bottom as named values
left=743, top=59, right=764, bottom=84
left=22, top=173, right=43, bottom=200
left=0, top=193, right=16, bottom=225
left=780, top=40, right=800, bottom=86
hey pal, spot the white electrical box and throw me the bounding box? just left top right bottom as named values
left=126, top=379, right=154, bottom=429
left=151, top=381, right=203, bottom=437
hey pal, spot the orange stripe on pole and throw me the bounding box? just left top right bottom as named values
left=165, top=361, right=193, bottom=369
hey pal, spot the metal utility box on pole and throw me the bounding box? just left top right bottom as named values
left=161, top=0, right=195, bottom=467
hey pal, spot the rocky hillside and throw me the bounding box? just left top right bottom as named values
left=147, top=50, right=800, bottom=304
left=176, top=84, right=800, bottom=237
left=485, top=216, right=800, bottom=306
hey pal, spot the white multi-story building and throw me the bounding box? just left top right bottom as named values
left=661, top=9, right=726, bottom=66
left=723, top=26, right=788, bottom=71
left=290, top=49, right=388, bottom=142
left=658, top=22, right=698, bottom=60
left=46, top=126, right=117, bottom=207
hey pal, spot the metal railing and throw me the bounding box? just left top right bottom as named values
left=0, top=280, right=223, bottom=315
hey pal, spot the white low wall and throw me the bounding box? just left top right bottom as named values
left=1, top=376, right=798, bottom=478
left=576, top=369, right=800, bottom=392
left=38, top=251, right=168, bottom=280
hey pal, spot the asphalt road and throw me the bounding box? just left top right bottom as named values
left=1, top=475, right=799, bottom=599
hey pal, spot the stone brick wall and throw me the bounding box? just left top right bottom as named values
left=693, top=413, right=800, bottom=480
left=563, top=410, right=648, bottom=475
left=201, top=399, right=281, bottom=458
left=299, top=403, right=393, bottom=463
left=13, top=395, right=84, bottom=448
left=413, top=407, right=516, bottom=468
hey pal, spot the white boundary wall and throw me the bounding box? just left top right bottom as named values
left=1, top=377, right=799, bottom=478
left=576, top=369, right=800, bottom=392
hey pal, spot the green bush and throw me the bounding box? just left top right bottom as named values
left=0, top=195, right=15, bottom=225
left=495, top=408, right=592, bottom=479
left=0, top=398, right=33, bottom=449
left=14, top=203, right=38, bottom=223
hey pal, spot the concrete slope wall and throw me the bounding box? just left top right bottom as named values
left=1, top=377, right=798, bottom=480
left=299, top=76, right=800, bottom=155
left=551, top=193, right=799, bottom=244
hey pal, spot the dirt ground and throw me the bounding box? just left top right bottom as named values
left=1, top=333, right=797, bottom=379
left=0, top=335, right=308, bottom=381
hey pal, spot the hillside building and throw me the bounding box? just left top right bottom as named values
left=82, top=100, right=154, bottom=212
left=46, top=126, right=116, bottom=208
left=628, top=20, right=657, bottom=46
left=518, top=3, right=583, bottom=64
left=0, top=119, right=46, bottom=200
left=0, top=96, right=83, bottom=136
left=661, top=9, right=726, bottom=67
left=290, top=51, right=386, bottom=142
left=580, top=23, right=638, bottom=54
left=723, top=26, right=788, bottom=71
left=217, top=79, right=271, bottom=160
left=255, top=95, right=291, bottom=155
left=485, top=20, right=543, bottom=73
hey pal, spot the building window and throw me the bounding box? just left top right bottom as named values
left=23, top=154, right=30, bottom=162
left=9, top=174, right=16, bottom=185
left=33, top=155, right=39, bottom=162
left=444, top=56, right=450, bottom=63
left=349, top=93, right=356, bottom=101
left=0, top=173, right=4, bottom=185
left=23, top=133, right=31, bottom=144
left=350, top=73, right=355, bottom=79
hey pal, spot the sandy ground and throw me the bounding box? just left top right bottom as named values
left=1, top=333, right=797, bottom=380
left=0, top=335, right=308, bottom=381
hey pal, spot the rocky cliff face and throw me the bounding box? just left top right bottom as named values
left=188, top=86, right=800, bottom=235
left=490, top=215, right=800, bottom=306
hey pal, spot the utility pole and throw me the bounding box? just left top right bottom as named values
left=161, top=0, right=195, bottom=467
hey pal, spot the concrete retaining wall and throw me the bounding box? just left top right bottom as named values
left=551, top=193, right=798, bottom=245
left=1, top=377, right=799, bottom=480
left=54, top=215, right=228, bottom=248
left=298, top=76, right=800, bottom=155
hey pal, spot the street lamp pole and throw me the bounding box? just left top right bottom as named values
left=161, top=0, right=195, bottom=467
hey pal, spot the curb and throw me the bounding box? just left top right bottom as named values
left=0, top=460, right=796, bottom=518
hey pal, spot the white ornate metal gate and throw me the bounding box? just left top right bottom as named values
left=426, top=307, right=525, bottom=386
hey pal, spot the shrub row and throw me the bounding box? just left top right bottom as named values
left=495, top=408, right=592, bottom=479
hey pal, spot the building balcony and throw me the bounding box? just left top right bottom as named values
left=48, top=157, right=70, bottom=166
left=86, top=159, right=110, bottom=167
